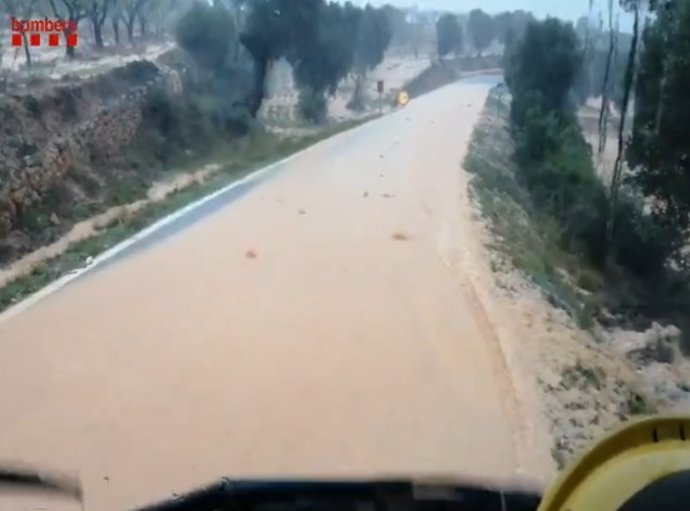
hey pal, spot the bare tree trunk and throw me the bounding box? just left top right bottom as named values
left=597, top=0, right=618, bottom=160
left=21, top=32, right=31, bottom=68
left=112, top=18, right=120, bottom=44
left=348, top=73, right=366, bottom=111
left=48, top=0, right=79, bottom=58
left=90, top=0, right=110, bottom=49
left=654, top=16, right=668, bottom=135
left=126, top=18, right=135, bottom=43
left=138, top=13, right=147, bottom=37
left=577, top=0, right=595, bottom=105
left=92, top=18, right=104, bottom=48
left=585, top=0, right=594, bottom=50
left=606, top=5, right=640, bottom=251
left=250, top=56, right=269, bottom=117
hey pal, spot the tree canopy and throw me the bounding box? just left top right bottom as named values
left=354, top=5, right=392, bottom=75
left=236, top=0, right=391, bottom=121
left=505, top=18, right=582, bottom=126
left=175, top=2, right=236, bottom=71
left=493, top=10, right=534, bottom=46
left=628, top=0, right=690, bottom=230
left=468, top=9, right=495, bottom=54
left=435, top=13, right=462, bottom=59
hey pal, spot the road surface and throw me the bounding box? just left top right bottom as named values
left=0, top=76, right=543, bottom=510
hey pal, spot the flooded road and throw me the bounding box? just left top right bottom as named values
left=0, top=77, right=538, bottom=510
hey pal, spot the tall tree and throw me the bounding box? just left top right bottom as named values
left=628, top=0, right=690, bottom=231
left=436, top=13, right=462, bottom=60
left=240, top=0, right=292, bottom=116
left=291, top=0, right=360, bottom=121
left=240, top=0, right=367, bottom=122
left=136, top=0, right=166, bottom=37
left=468, top=8, right=495, bottom=55
left=110, top=0, right=123, bottom=44
left=121, top=0, right=148, bottom=43
left=354, top=5, right=391, bottom=74
left=350, top=4, right=391, bottom=110
left=88, top=0, right=112, bottom=48
left=494, top=10, right=534, bottom=46
left=48, top=0, right=86, bottom=58
left=606, top=0, right=642, bottom=250
left=216, top=0, right=247, bottom=59
left=1, top=0, right=39, bottom=67
left=505, top=18, right=582, bottom=125
left=596, top=0, right=619, bottom=160
left=380, top=5, right=410, bottom=56
left=505, top=19, right=612, bottom=266
left=176, top=1, right=235, bottom=71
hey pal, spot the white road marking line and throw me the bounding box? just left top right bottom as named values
left=0, top=140, right=327, bottom=325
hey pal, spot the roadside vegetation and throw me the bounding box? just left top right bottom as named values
left=465, top=87, right=598, bottom=327
left=466, top=0, right=690, bottom=467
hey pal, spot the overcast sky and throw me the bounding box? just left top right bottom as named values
left=344, top=0, right=635, bottom=31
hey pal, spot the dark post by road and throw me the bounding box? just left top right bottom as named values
left=377, top=80, right=384, bottom=115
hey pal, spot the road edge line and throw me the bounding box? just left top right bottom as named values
left=0, top=132, right=336, bottom=325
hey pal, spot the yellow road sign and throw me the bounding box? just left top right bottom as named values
left=397, top=90, right=410, bottom=107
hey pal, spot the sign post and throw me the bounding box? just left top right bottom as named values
left=377, top=80, right=384, bottom=115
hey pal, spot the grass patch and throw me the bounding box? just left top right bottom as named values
left=621, top=389, right=657, bottom=418
left=464, top=85, right=597, bottom=328
left=0, top=117, right=375, bottom=314
left=561, top=360, right=606, bottom=391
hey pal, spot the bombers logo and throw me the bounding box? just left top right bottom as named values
left=10, top=17, right=79, bottom=47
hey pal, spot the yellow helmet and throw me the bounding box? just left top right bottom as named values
left=538, top=415, right=690, bottom=511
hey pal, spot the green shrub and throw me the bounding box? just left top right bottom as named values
left=611, top=198, right=683, bottom=278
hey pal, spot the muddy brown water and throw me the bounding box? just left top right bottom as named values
left=0, top=78, right=543, bottom=511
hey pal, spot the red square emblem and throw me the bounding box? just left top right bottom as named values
left=66, top=33, right=78, bottom=47
left=11, top=33, right=22, bottom=47
left=30, top=33, right=41, bottom=46
left=49, top=33, right=60, bottom=47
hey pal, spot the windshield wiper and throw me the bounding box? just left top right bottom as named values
left=135, top=478, right=542, bottom=511
left=0, top=467, right=542, bottom=511
left=0, top=466, right=82, bottom=500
